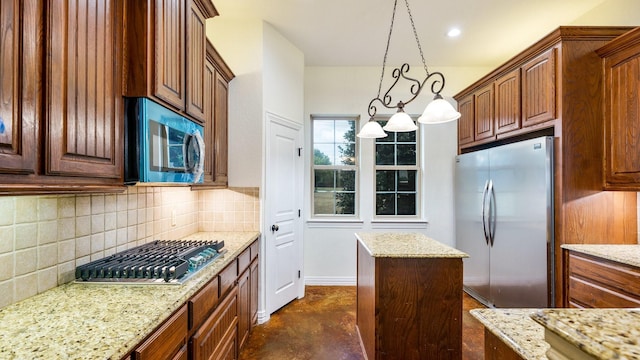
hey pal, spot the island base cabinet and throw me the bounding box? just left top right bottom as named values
left=190, top=286, right=239, bottom=360
left=484, top=329, right=524, bottom=360
left=356, top=241, right=463, bottom=360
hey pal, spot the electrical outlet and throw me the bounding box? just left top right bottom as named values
left=171, top=210, right=177, bottom=227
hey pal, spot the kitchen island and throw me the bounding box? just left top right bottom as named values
left=0, top=231, right=259, bottom=360
left=355, top=232, right=468, bottom=360
left=472, top=307, right=640, bottom=359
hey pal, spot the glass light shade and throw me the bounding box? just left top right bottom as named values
left=383, top=111, right=418, bottom=132
left=357, top=119, right=388, bottom=138
left=417, top=98, right=461, bottom=124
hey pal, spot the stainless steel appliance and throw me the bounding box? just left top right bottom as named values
left=455, top=136, right=554, bottom=307
left=124, top=98, right=205, bottom=184
left=75, top=240, right=226, bottom=284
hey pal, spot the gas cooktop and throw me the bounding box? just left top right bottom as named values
left=74, top=240, right=226, bottom=285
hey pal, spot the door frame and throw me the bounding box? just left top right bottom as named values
left=260, top=111, right=304, bottom=323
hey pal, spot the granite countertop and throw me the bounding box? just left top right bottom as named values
left=0, top=231, right=260, bottom=360
left=355, top=232, right=468, bottom=258
left=470, top=308, right=549, bottom=359
left=562, top=244, right=640, bottom=268
left=531, top=308, right=640, bottom=359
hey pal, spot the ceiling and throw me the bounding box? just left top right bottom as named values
left=211, top=0, right=609, bottom=67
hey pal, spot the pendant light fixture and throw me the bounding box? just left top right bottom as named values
left=357, top=0, right=461, bottom=138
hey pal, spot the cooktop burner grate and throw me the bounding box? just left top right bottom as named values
left=74, top=240, right=226, bottom=284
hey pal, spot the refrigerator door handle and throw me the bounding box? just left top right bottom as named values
left=488, top=179, right=496, bottom=246
left=481, top=180, right=490, bottom=245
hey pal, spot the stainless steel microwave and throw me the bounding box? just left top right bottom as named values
left=124, top=98, right=205, bottom=184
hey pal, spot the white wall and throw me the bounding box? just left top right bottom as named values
left=263, top=25, right=305, bottom=124
left=206, top=18, right=263, bottom=188
left=303, top=66, right=491, bottom=284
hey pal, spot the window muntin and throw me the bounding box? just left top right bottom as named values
left=312, top=116, right=358, bottom=216
left=375, top=120, right=419, bottom=217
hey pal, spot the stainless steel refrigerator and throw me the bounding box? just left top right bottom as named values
left=455, top=136, right=554, bottom=308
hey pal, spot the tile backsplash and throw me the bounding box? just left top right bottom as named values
left=0, top=186, right=259, bottom=309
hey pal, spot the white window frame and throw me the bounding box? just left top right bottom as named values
left=373, top=114, right=421, bottom=220
left=310, top=115, right=360, bottom=219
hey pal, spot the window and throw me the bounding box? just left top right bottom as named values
left=312, top=116, right=358, bottom=216
left=375, top=119, right=419, bottom=217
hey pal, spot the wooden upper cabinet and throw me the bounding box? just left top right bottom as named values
left=0, top=0, right=40, bottom=175
left=598, top=27, right=640, bottom=190
left=46, top=0, right=123, bottom=179
left=195, top=42, right=234, bottom=188
left=153, top=0, right=186, bottom=111
left=124, top=0, right=216, bottom=123
left=214, top=70, right=230, bottom=186
left=494, top=69, right=521, bottom=134
left=186, top=1, right=207, bottom=122
left=522, top=48, right=557, bottom=127
left=474, top=83, right=494, bottom=141
left=457, top=94, right=475, bottom=146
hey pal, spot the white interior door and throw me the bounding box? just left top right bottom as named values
left=265, top=113, right=303, bottom=314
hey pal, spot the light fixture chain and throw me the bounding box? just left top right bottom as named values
left=377, top=0, right=399, bottom=98
left=404, top=0, right=429, bottom=76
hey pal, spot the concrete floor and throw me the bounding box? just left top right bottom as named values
left=240, top=286, right=486, bottom=360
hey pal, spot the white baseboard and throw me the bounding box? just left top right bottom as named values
left=304, top=276, right=356, bottom=286
left=257, top=310, right=269, bottom=324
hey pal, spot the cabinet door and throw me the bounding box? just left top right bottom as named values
left=185, top=0, right=206, bottom=123
left=46, top=0, right=123, bottom=179
left=190, top=286, right=238, bottom=360
left=153, top=0, right=185, bottom=110
left=602, top=40, right=640, bottom=188
left=250, top=258, right=259, bottom=327
left=201, top=53, right=216, bottom=184
left=0, top=0, right=39, bottom=174
left=133, top=305, right=188, bottom=360
left=522, top=49, right=556, bottom=127
left=474, top=84, right=494, bottom=141
left=457, top=94, right=474, bottom=146
left=494, top=69, right=521, bottom=135
left=567, top=251, right=640, bottom=308
left=213, top=70, right=229, bottom=186
left=237, top=268, right=250, bottom=350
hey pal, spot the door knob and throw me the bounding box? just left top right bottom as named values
left=271, top=224, right=279, bottom=232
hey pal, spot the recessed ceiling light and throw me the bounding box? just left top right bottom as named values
left=447, top=28, right=461, bottom=38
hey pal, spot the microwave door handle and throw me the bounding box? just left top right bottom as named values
left=184, top=132, right=205, bottom=182
left=192, top=131, right=205, bottom=182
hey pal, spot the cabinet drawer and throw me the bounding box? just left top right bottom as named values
left=189, top=277, right=219, bottom=330
left=238, top=246, right=251, bottom=274
left=190, top=286, right=238, bottom=360
left=133, top=305, right=188, bottom=360
left=568, top=252, right=640, bottom=308
left=219, top=261, right=237, bottom=298
left=568, top=276, right=640, bottom=308
left=250, top=240, right=259, bottom=261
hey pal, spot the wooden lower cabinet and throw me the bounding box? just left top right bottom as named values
left=237, top=267, right=250, bottom=350
left=484, top=330, right=523, bottom=360
left=129, top=239, right=259, bottom=360
left=132, top=305, right=188, bottom=360
left=250, top=258, right=259, bottom=327
left=565, top=250, right=640, bottom=308
left=190, top=286, right=239, bottom=360
left=356, top=241, right=463, bottom=359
